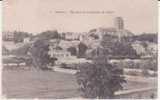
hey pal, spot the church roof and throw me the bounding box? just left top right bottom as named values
left=88, top=27, right=134, bottom=37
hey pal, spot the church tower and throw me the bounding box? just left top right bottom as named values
left=114, top=17, right=124, bottom=41
left=115, top=17, right=124, bottom=30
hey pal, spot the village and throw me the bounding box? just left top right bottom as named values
left=2, top=17, right=158, bottom=99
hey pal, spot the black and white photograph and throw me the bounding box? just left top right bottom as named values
left=2, top=0, right=158, bottom=99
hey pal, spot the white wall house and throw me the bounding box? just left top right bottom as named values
left=23, top=37, right=30, bottom=43
left=48, top=48, right=71, bottom=59
left=131, top=41, right=146, bottom=56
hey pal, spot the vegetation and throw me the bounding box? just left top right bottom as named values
left=37, top=30, right=60, bottom=40
left=89, top=33, right=99, bottom=39
left=11, top=43, right=31, bottom=56
left=76, top=56, right=126, bottom=99
left=60, top=63, right=68, bottom=68
left=78, top=42, right=88, bottom=58
left=13, top=31, right=31, bottom=43
left=141, top=69, right=150, bottom=77
left=4, top=43, right=33, bottom=67
left=132, top=33, right=157, bottom=43
left=29, top=39, right=56, bottom=70
left=101, top=35, right=139, bottom=58
left=2, top=45, right=10, bottom=55
left=67, top=46, right=77, bottom=56
left=124, top=70, right=140, bottom=76
left=141, top=59, right=157, bottom=71
left=111, top=59, right=157, bottom=72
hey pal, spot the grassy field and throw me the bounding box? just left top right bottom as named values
left=2, top=69, right=157, bottom=99
left=2, top=69, right=80, bottom=99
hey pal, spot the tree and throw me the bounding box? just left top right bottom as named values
left=101, top=35, right=139, bottom=59
left=11, top=43, right=31, bottom=56
left=9, top=43, right=33, bottom=66
left=90, top=33, right=99, bottom=39
left=29, top=39, right=56, bottom=70
left=13, top=31, right=30, bottom=43
left=132, top=33, right=158, bottom=43
left=141, top=59, right=157, bottom=71
left=67, top=46, right=77, bottom=56
left=78, top=42, right=88, bottom=58
left=76, top=56, right=126, bottom=99
left=111, top=42, right=138, bottom=58
left=2, top=45, right=10, bottom=55
left=38, top=30, right=60, bottom=40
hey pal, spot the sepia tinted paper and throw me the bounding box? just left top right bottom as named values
left=2, top=0, right=158, bottom=99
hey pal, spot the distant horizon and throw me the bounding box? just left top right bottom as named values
left=3, top=26, right=158, bottom=36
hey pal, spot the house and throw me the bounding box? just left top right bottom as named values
left=48, top=49, right=71, bottom=59
left=2, top=31, right=14, bottom=41
left=131, top=41, right=146, bottom=56
left=146, top=41, right=157, bottom=56
left=58, top=40, right=80, bottom=50
left=48, top=46, right=92, bottom=65
left=61, top=32, right=85, bottom=41
left=61, top=32, right=79, bottom=40
left=23, top=37, right=31, bottom=43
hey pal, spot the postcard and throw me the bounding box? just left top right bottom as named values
left=2, top=0, right=158, bottom=99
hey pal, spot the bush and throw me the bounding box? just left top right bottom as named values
left=67, top=47, right=77, bottom=56
left=61, top=63, right=67, bottom=68
left=140, top=59, right=157, bottom=71
left=76, top=56, right=126, bottom=99
left=29, top=39, right=55, bottom=70
left=141, top=69, right=150, bottom=77
left=125, top=70, right=140, bottom=76
left=101, top=37, right=139, bottom=58
left=78, top=42, right=88, bottom=58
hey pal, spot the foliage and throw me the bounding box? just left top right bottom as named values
left=13, top=31, right=31, bottom=43
left=86, top=46, right=108, bottom=59
left=90, top=33, right=99, bottom=39
left=78, top=42, right=88, bottom=58
left=132, top=33, right=157, bottom=43
left=37, top=30, right=60, bottom=40
left=8, top=43, right=32, bottom=66
left=110, top=59, right=157, bottom=72
left=67, top=46, right=77, bottom=56
left=140, top=41, right=148, bottom=49
left=141, top=59, right=157, bottom=71
left=76, top=56, right=126, bottom=99
left=2, top=45, right=10, bottom=55
left=101, top=35, right=139, bottom=58
left=29, top=39, right=55, bottom=70
left=124, top=70, right=140, bottom=76
left=61, top=63, right=67, bottom=68
left=11, top=43, right=31, bottom=56
left=141, top=69, right=150, bottom=77
left=111, top=42, right=137, bottom=57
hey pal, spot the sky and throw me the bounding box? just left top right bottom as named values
left=3, top=0, right=158, bottom=34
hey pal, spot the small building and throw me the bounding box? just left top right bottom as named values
left=59, top=40, right=80, bottom=50
left=23, top=37, right=31, bottom=43
left=2, top=31, right=14, bottom=41
left=131, top=41, right=146, bottom=56
left=61, top=32, right=84, bottom=40
left=48, top=49, right=71, bottom=59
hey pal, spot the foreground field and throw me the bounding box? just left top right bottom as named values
left=2, top=70, right=80, bottom=99
left=2, top=69, right=157, bottom=99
